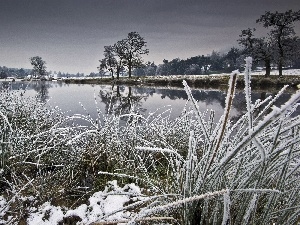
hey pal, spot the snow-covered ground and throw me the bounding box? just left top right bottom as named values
left=1, top=181, right=147, bottom=225
left=251, top=69, right=300, bottom=75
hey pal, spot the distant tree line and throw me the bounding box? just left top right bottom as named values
left=0, top=66, right=87, bottom=80
left=133, top=48, right=245, bottom=76
left=132, top=10, right=300, bottom=77
left=0, top=66, right=31, bottom=79
left=30, top=56, right=89, bottom=79
left=0, top=65, right=90, bottom=79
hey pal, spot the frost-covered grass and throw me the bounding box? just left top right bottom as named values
left=1, top=58, right=300, bottom=224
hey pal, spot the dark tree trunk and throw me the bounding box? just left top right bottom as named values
left=127, top=86, right=132, bottom=111
left=128, top=64, right=132, bottom=78
left=116, top=85, right=121, bottom=97
left=265, top=58, right=271, bottom=77
left=128, top=86, right=132, bottom=98
left=116, top=60, right=122, bottom=79
left=278, top=58, right=283, bottom=77
left=116, top=68, right=120, bottom=79
left=110, top=69, right=114, bottom=80
left=277, top=29, right=284, bottom=77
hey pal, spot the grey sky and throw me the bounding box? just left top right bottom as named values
left=0, top=0, right=299, bottom=74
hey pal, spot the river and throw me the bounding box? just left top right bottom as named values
left=2, top=80, right=299, bottom=123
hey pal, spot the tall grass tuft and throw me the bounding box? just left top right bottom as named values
left=99, top=57, right=300, bottom=224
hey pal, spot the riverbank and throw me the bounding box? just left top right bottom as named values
left=63, top=74, right=300, bottom=90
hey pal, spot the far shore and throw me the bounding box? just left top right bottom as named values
left=61, top=74, right=300, bottom=90
left=1, top=74, right=300, bottom=91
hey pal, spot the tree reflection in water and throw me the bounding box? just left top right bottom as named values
left=31, top=81, right=51, bottom=102
left=99, top=85, right=148, bottom=120
left=0, top=80, right=51, bottom=103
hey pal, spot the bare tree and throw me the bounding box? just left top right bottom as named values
left=256, top=10, right=300, bottom=76
left=238, top=28, right=273, bottom=76
left=118, top=32, right=149, bottom=78
left=30, top=56, right=47, bottom=79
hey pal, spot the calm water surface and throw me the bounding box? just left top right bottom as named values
left=3, top=81, right=299, bottom=123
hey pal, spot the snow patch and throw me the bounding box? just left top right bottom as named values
left=26, top=181, right=144, bottom=225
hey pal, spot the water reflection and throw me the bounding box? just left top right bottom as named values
left=99, top=85, right=147, bottom=117
left=31, top=81, right=50, bottom=102
left=2, top=81, right=299, bottom=122
left=1, top=80, right=51, bottom=103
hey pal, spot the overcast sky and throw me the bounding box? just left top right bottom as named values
left=0, top=0, right=299, bottom=74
